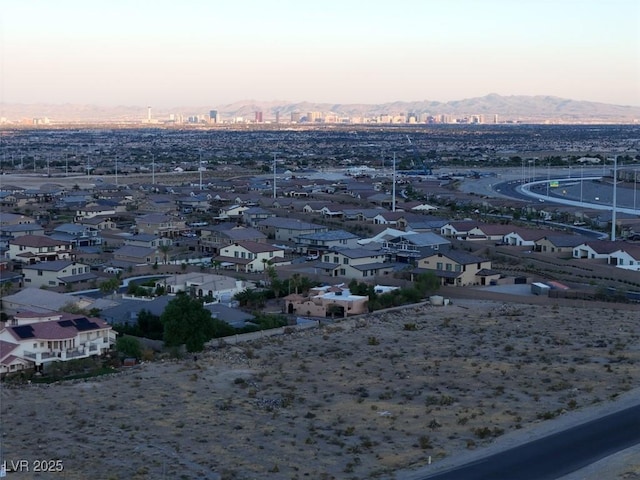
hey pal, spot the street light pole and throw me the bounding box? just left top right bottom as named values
left=611, top=157, right=618, bottom=241
left=272, top=153, right=277, bottom=199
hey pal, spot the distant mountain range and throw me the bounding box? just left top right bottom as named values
left=1, top=94, right=639, bottom=124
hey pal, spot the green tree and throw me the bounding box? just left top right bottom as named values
left=234, top=288, right=265, bottom=309
left=160, top=293, right=216, bottom=352
left=116, top=336, right=142, bottom=359
left=99, top=276, right=121, bottom=295
left=137, top=309, right=164, bottom=340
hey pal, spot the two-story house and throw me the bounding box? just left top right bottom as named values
left=257, top=217, right=328, bottom=243
left=416, top=250, right=498, bottom=286
left=22, top=260, right=95, bottom=289
left=216, top=241, right=287, bottom=273
left=297, top=230, right=361, bottom=258
left=135, top=213, right=187, bottom=238
left=0, top=311, right=115, bottom=375
left=7, top=235, right=73, bottom=264
left=49, top=223, right=103, bottom=248
left=317, top=247, right=392, bottom=279
left=200, top=225, right=267, bottom=255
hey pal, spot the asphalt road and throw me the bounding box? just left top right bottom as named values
left=418, top=404, right=640, bottom=480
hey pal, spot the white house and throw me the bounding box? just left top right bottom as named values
left=609, top=245, right=640, bottom=271
left=0, top=311, right=115, bottom=375
left=573, top=240, right=620, bottom=260
left=216, top=241, right=287, bottom=273
left=157, top=272, right=247, bottom=301
left=7, top=235, right=73, bottom=264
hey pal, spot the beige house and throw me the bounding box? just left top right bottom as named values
left=317, top=248, right=390, bottom=280
left=22, top=260, right=94, bottom=289
left=135, top=213, right=187, bottom=238
left=0, top=212, right=37, bottom=226
left=417, top=250, right=498, bottom=286
left=284, top=284, right=369, bottom=318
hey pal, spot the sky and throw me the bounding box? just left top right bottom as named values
left=1, top=0, right=639, bottom=108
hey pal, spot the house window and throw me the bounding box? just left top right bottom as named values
left=455, top=264, right=461, bottom=272
left=446, top=264, right=452, bottom=271
left=333, top=257, right=339, bottom=263
left=339, top=268, right=345, bottom=275
left=343, top=258, right=349, bottom=265
left=33, top=343, right=37, bottom=349
left=323, top=255, right=329, bottom=262
left=363, top=270, right=368, bottom=277
left=37, top=270, right=43, bottom=276
left=269, top=252, right=274, bottom=258
left=436, top=262, right=443, bottom=270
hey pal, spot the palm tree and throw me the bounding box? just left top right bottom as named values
left=158, top=244, right=171, bottom=265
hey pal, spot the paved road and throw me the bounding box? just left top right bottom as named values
left=417, top=404, right=640, bottom=480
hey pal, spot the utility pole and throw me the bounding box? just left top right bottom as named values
left=392, top=152, right=396, bottom=212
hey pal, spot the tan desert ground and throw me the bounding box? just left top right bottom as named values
left=1, top=295, right=639, bottom=480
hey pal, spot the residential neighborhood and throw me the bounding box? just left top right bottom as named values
left=1, top=126, right=639, bottom=378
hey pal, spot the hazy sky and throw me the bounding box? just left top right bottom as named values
left=1, top=0, right=639, bottom=107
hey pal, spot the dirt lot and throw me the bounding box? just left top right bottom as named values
left=1, top=294, right=639, bottom=480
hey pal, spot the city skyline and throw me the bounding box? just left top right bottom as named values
left=1, top=0, right=639, bottom=108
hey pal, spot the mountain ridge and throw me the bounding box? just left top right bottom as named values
left=1, top=94, right=639, bottom=123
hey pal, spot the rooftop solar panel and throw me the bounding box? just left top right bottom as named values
left=12, top=325, right=35, bottom=339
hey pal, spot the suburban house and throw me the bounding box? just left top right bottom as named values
left=470, top=223, right=515, bottom=242
left=573, top=240, right=621, bottom=260
left=316, top=247, right=392, bottom=279
left=7, top=235, right=73, bottom=264
left=75, top=204, right=117, bottom=221
left=284, top=284, right=369, bottom=318
left=0, top=212, right=37, bottom=226
left=112, top=245, right=160, bottom=267
left=200, top=225, right=267, bottom=255
left=382, top=232, right=451, bottom=263
left=534, top=234, right=586, bottom=254
left=297, top=230, right=361, bottom=257
left=156, top=272, right=246, bottom=301
left=241, top=206, right=276, bottom=227
left=416, top=250, right=499, bottom=286
left=440, top=221, right=479, bottom=239
left=217, top=204, right=249, bottom=221
left=503, top=228, right=544, bottom=247
left=75, top=215, right=117, bottom=231
left=216, top=241, right=287, bottom=272
left=0, top=223, right=46, bottom=252
left=609, top=245, right=640, bottom=270
left=373, top=211, right=406, bottom=225
left=0, top=311, right=115, bottom=375
left=135, top=213, right=187, bottom=238
left=257, top=217, right=328, bottom=243
left=123, top=234, right=172, bottom=249
left=49, top=223, right=103, bottom=248
left=22, top=260, right=95, bottom=289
